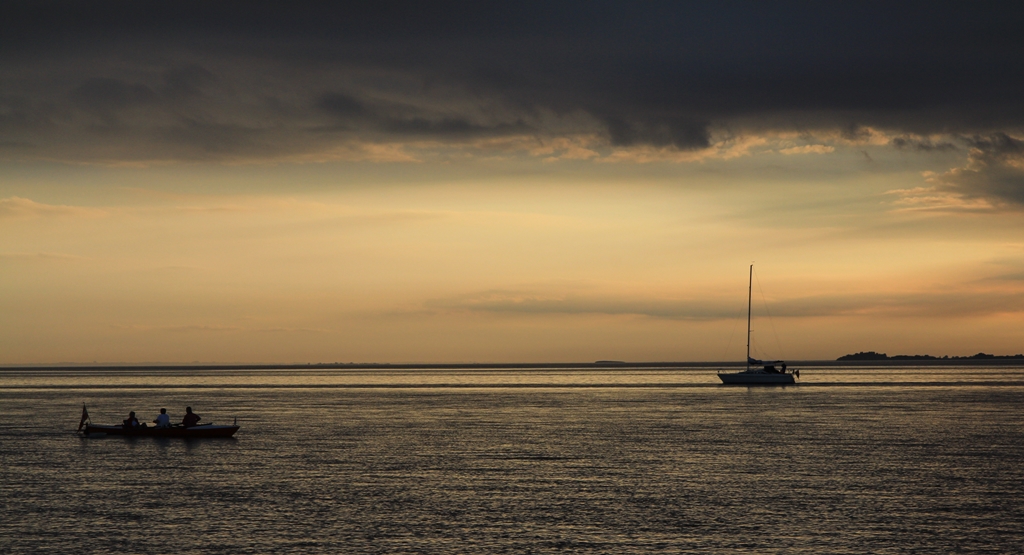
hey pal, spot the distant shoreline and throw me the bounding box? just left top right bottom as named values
left=838, top=351, right=1024, bottom=362
left=4, top=359, right=1024, bottom=371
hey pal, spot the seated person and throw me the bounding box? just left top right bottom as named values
left=123, top=411, right=140, bottom=428
left=182, top=406, right=201, bottom=427
left=153, top=408, right=171, bottom=428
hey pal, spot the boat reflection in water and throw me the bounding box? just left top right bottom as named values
left=718, top=265, right=799, bottom=385
left=82, top=423, right=239, bottom=438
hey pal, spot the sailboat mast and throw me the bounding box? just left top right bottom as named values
left=746, top=264, right=752, bottom=371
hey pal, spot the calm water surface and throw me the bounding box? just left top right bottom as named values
left=2, top=366, right=1023, bottom=553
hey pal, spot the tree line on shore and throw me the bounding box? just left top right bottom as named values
left=838, top=351, right=1024, bottom=361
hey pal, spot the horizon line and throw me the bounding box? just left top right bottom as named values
left=5, top=357, right=1024, bottom=371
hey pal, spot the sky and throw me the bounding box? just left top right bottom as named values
left=3, top=1, right=1024, bottom=364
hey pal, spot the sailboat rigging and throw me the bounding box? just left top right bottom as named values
left=718, top=265, right=798, bottom=385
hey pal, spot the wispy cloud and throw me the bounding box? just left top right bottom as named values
left=599, top=134, right=770, bottom=163
left=163, top=325, right=242, bottom=333
left=884, top=186, right=996, bottom=213
left=252, top=142, right=422, bottom=164
left=0, top=197, right=106, bottom=219
left=769, top=291, right=1024, bottom=318
left=778, top=144, right=834, bottom=155
left=109, top=323, right=331, bottom=334
left=254, top=326, right=333, bottom=334
left=426, top=289, right=738, bottom=320
left=0, top=251, right=90, bottom=262
left=427, top=285, right=1024, bottom=320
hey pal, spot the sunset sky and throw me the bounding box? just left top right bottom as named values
left=3, top=2, right=1024, bottom=364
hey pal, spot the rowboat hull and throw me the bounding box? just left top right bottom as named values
left=718, top=371, right=796, bottom=385
left=83, top=424, right=239, bottom=438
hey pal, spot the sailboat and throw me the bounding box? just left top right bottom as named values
left=718, top=265, right=798, bottom=385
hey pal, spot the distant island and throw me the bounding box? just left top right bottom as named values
left=838, top=351, right=1024, bottom=361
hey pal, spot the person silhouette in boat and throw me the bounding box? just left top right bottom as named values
left=153, top=408, right=171, bottom=428
left=123, top=411, right=140, bottom=428
left=182, top=406, right=201, bottom=428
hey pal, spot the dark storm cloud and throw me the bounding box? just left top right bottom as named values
left=603, top=116, right=710, bottom=149
left=317, top=94, right=369, bottom=119
left=963, top=133, right=1024, bottom=156
left=315, top=92, right=531, bottom=137
left=933, top=133, right=1024, bottom=204
left=161, top=65, right=216, bottom=100
left=70, top=78, right=158, bottom=119
left=2, top=1, right=1024, bottom=162
left=891, top=136, right=958, bottom=152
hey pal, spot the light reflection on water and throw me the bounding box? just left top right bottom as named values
left=3, top=365, right=1024, bottom=388
left=2, top=367, right=1023, bottom=553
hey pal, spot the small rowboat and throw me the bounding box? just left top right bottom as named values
left=82, top=423, right=239, bottom=438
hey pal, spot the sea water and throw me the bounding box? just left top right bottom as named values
left=2, top=366, right=1023, bottom=554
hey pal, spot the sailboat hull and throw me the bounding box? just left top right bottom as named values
left=718, top=372, right=795, bottom=385
left=724, top=265, right=798, bottom=385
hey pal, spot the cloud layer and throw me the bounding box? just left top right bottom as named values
left=932, top=134, right=1024, bottom=205
left=428, top=284, right=1024, bottom=321
left=3, top=2, right=1024, bottom=208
